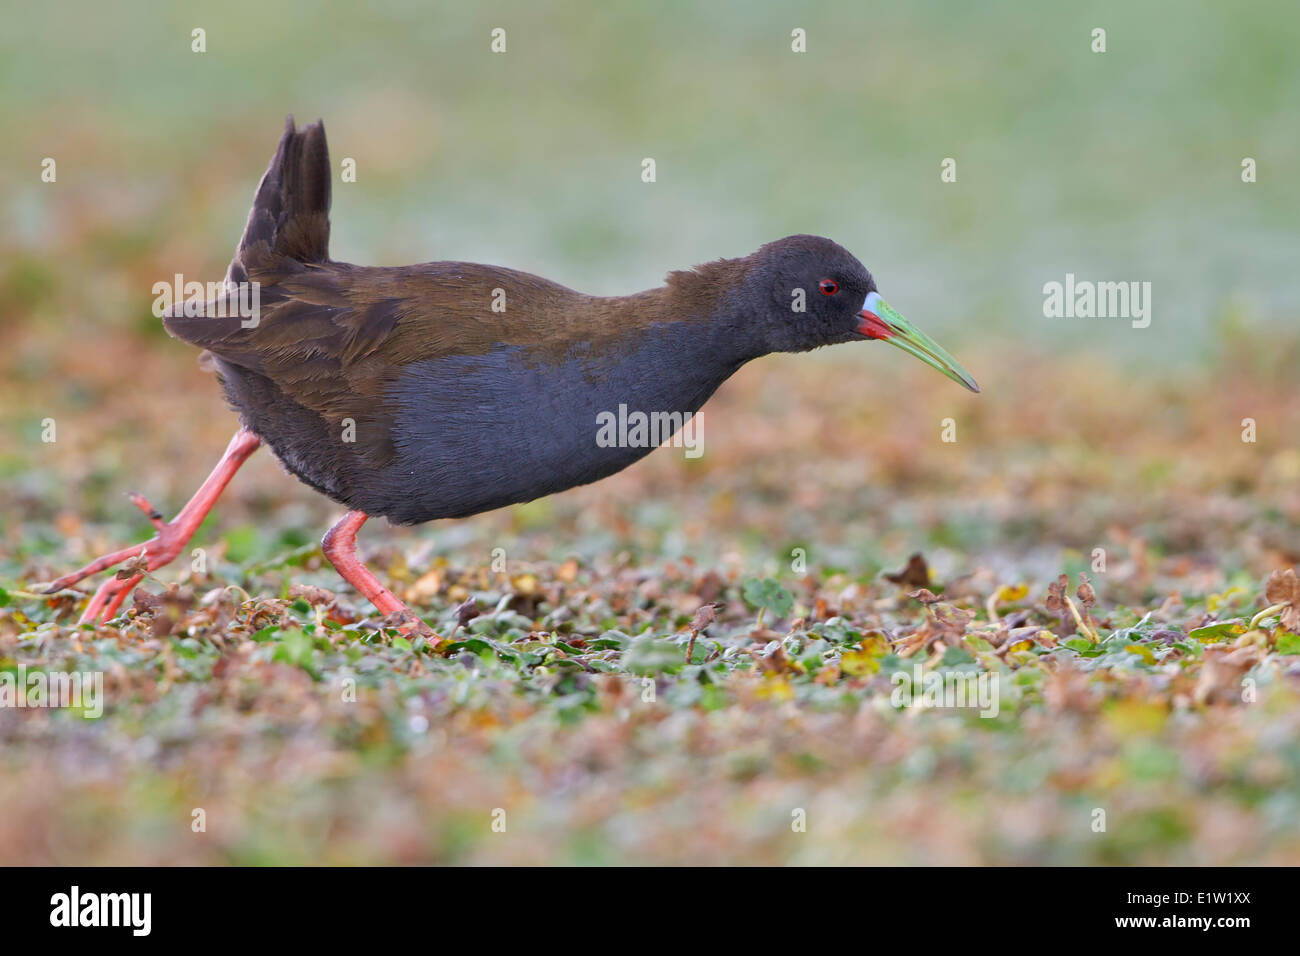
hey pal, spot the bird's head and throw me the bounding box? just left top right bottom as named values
left=737, top=234, right=979, bottom=393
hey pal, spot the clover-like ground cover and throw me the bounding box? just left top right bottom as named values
left=3, top=326, right=1299, bottom=864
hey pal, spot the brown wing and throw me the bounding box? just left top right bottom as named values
left=166, top=257, right=610, bottom=422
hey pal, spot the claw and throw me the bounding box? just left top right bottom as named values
left=44, top=542, right=155, bottom=595
left=129, top=492, right=167, bottom=529
left=47, top=429, right=262, bottom=626
left=384, top=611, right=440, bottom=641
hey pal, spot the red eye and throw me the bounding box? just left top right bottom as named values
left=819, top=279, right=838, bottom=296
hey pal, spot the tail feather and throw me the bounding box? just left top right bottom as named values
left=167, top=116, right=331, bottom=350
left=230, top=115, right=332, bottom=280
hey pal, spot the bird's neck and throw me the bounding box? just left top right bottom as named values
left=599, top=253, right=765, bottom=367
left=576, top=272, right=761, bottom=419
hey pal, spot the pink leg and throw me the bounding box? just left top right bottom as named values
left=47, top=429, right=262, bottom=624
left=322, top=510, right=431, bottom=633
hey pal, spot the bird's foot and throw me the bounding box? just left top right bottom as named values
left=378, top=608, right=441, bottom=641
left=45, top=492, right=194, bottom=624
left=44, top=429, right=262, bottom=625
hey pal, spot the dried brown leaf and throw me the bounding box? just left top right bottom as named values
left=1076, top=573, right=1097, bottom=609
left=1264, top=568, right=1300, bottom=632
left=885, top=553, right=930, bottom=589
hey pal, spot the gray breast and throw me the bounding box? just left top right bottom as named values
left=372, top=324, right=738, bottom=524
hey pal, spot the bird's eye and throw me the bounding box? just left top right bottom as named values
left=818, top=279, right=838, bottom=296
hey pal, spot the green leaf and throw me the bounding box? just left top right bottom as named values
left=1276, top=630, right=1300, bottom=655
left=812, top=618, right=862, bottom=645
left=742, top=578, right=794, bottom=618
left=940, top=646, right=975, bottom=667
left=272, top=628, right=316, bottom=674
left=1188, top=621, right=1245, bottom=644
left=625, top=635, right=683, bottom=676
left=442, top=638, right=494, bottom=657
left=1125, top=643, right=1157, bottom=665
left=590, top=630, right=630, bottom=650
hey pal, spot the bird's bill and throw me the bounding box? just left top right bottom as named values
left=858, top=291, right=980, bottom=393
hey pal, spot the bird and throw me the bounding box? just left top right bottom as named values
left=49, top=116, right=979, bottom=631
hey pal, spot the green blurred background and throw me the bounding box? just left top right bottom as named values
left=4, top=0, right=1297, bottom=361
